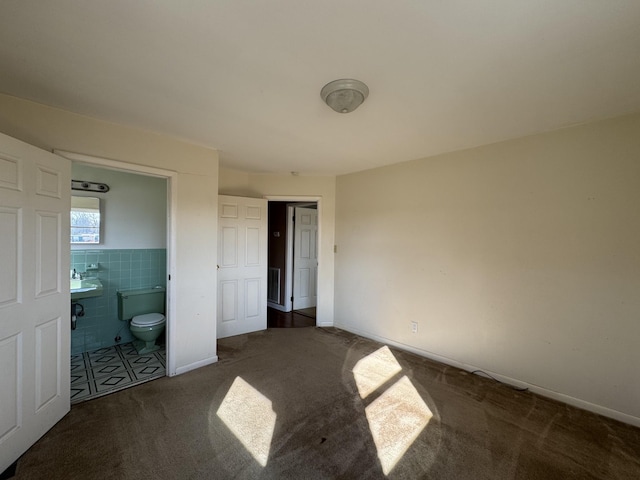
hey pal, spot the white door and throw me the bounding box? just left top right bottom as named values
left=0, top=133, right=71, bottom=472
left=217, top=195, right=267, bottom=339
left=292, top=207, right=318, bottom=310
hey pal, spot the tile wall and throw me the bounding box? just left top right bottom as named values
left=70, top=248, right=167, bottom=354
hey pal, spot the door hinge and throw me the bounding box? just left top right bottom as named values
left=168, top=274, right=171, bottom=281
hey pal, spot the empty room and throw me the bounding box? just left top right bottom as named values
left=1, top=1, right=639, bottom=479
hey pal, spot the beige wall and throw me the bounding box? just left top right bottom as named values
left=219, top=168, right=336, bottom=325
left=5, top=92, right=637, bottom=424
left=335, top=112, right=640, bottom=425
left=0, top=94, right=220, bottom=374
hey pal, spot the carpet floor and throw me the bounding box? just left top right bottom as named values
left=14, top=327, right=640, bottom=479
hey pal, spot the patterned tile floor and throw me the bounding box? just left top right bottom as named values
left=71, top=342, right=166, bottom=404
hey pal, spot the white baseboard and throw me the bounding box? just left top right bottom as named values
left=173, top=355, right=218, bottom=376
left=336, top=323, right=640, bottom=428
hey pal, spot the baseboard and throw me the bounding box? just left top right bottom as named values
left=336, top=323, right=640, bottom=428
left=174, top=355, right=218, bottom=376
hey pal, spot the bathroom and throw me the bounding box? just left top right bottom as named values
left=70, top=163, right=168, bottom=402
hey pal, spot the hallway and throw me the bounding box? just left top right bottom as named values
left=267, top=307, right=316, bottom=328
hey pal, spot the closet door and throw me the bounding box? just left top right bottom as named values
left=0, top=133, right=71, bottom=471
left=217, top=195, right=267, bottom=338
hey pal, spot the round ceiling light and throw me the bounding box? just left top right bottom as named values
left=321, top=79, right=369, bottom=114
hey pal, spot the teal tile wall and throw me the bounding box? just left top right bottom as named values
left=70, top=249, right=167, bottom=354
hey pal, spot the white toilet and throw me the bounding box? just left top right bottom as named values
left=117, top=286, right=166, bottom=354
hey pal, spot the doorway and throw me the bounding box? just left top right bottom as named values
left=56, top=150, right=176, bottom=399
left=266, top=199, right=318, bottom=327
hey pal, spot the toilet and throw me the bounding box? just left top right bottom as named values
left=117, top=286, right=166, bottom=354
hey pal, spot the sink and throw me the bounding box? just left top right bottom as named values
left=70, top=278, right=103, bottom=300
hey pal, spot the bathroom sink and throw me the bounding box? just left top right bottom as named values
left=70, top=278, right=103, bottom=300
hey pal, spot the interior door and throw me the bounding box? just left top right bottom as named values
left=217, top=195, right=267, bottom=339
left=292, top=206, right=318, bottom=310
left=0, top=133, right=71, bottom=472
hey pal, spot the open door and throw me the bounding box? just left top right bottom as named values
left=0, top=133, right=71, bottom=471
left=217, top=195, right=268, bottom=338
left=292, top=206, right=318, bottom=311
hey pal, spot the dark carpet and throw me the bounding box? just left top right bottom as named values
left=14, top=327, right=640, bottom=479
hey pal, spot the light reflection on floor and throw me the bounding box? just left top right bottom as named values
left=213, top=344, right=434, bottom=475
left=352, top=344, right=403, bottom=398
left=216, top=376, right=277, bottom=467
left=353, top=346, right=433, bottom=474
left=365, top=375, right=432, bottom=474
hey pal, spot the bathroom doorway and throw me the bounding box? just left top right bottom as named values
left=58, top=151, right=175, bottom=403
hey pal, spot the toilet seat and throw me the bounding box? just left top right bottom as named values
left=131, top=312, right=165, bottom=327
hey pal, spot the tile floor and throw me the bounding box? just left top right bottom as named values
left=71, top=342, right=166, bottom=404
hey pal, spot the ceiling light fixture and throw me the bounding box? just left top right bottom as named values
left=321, top=79, right=369, bottom=114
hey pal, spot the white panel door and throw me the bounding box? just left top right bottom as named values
left=293, top=207, right=318, bottom=310
left=217, top=195, right=267, bottom=339
left=0, top=133, right=70, bottom=472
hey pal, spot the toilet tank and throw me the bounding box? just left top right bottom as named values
left=117, top=286, right=166, bottom=320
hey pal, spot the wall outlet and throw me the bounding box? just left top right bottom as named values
left=411, top=321, right=418, bottom=333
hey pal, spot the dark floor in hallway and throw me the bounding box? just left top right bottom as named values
left=267, top=306, right=316, bottom=328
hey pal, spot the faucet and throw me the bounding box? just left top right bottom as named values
left=71, top=269, right=88, bottom=280
left=71, top=269, right=85, bottom=280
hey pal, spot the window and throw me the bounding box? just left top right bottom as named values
left=71, top=196, right=101, bottom=244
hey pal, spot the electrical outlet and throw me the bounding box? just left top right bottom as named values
left=411, top=321, right=418, bottom=333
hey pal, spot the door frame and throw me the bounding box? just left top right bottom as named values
left=265, top=196, right=322, bottom=315
left=54, top=150, right=178, bottom=376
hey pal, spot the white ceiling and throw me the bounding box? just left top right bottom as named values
left=1, top=1, right=640, bottom=175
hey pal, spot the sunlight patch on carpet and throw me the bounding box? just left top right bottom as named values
left=353, top=347, right=432, bottom=475
left=216, top=376, right=276, bottom=467
left=353, top=346, right=402, bottom=399
left=365, top=375, right=432, bottom=474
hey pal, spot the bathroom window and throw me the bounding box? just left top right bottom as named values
left=71, top=196, right=101, bottom=244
